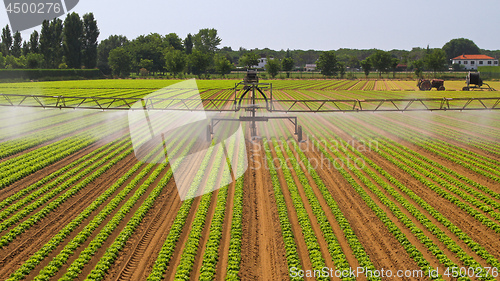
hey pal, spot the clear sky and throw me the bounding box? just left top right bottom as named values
left=1, top=0, right=499, bottom=51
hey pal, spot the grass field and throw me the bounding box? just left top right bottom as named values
left=0, top=79, right=499, bottom=280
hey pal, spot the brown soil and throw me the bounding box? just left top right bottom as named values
left=239, top=138, right=289, bottom=280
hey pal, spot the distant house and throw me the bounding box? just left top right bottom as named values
left=395, top=64, right=407, bottom=71
left=451, top=54, right=498, bottom=70
left=252, top=57, right=268, bottom=68
left=305, top=64, right=316, bottom=71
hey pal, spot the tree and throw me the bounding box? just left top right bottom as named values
left=214, top=54, right=233, bottom=78
left=369, top=50, right=393, bottom=76
left=126, top=33, right=166, bottom=74
left=26, top=53, right=44, bottom=68
left=63, top=12, right=84, bottom=68
left=1, top=25, right=13, bottom=55
left=184, top=33, right=193, bottom=55
left=108, top=47, right=131, bottom=77
left=0, top=53, right=4, bottom=68
left=29, top=30, right=39, bottom=53
left=391, top=58, right=399, bottom=78
left=40, top=18, right=63, bottom=68
left=164, top=33, right=183, bottom=51
left=413, top=59, right=424, bottom=78
left=39, top=20, right=52, bottom=67
left=11, top=31, right=22, bottom=58
left=266, top=58, right=280, bottom=78
left=97, top=35, right=128, bottom=74
left=51, top=18, right=64, bottom=67
left=189, top=49, right=211, bottom=77
left=425, top=49, right=447, bottom=74
left=281, top=57, right=295, bottom=78
left=442, top=38, right=480, bottom=61
left=347, top=55, right=360, bottom=70
left=338, top=61, right=346, bottom=79
left=82, top=13, right=99, bottom=68
left=139, top=58, right=153, bottom=71
left=22, top=41, right=30, bottom=56
left=164, top=49, right=186, bottom=77
left=239, top=52, right=259, bottom=69
left=360, top=59, right=371, bottom=78
left=193, top=28, right=221, bottom=53
left=316, top=50, right=338, bottom=77
left=5, top=55, right=25, bottom=69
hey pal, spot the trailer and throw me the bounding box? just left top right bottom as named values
left=462, top=72, right=495, bottom=91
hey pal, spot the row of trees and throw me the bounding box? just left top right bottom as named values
left=101, top=29, right=226, bottom=77
left=0, top=12, right=99, bottom=70
left=1, top=17, right=496, bottom=79
left=103, top=35, right=495, bottom=78
left=316, top=39, right=486, bottom=78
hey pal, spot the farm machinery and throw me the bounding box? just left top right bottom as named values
left=417, top=79, right=445, bottom=91
left=462, top=72, right=496, bottom=91
left=0, top=70, right=499, bottom=143
left=208, top=69, right=303, bottom=141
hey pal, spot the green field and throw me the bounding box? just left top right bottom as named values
left=0, top=79, right=499, bottom=281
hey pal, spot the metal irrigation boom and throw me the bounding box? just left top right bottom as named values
left=1, top=94, right=499, bottom=112
left=1, top=70, right=499, bottom=141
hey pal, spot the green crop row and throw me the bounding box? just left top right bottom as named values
left=329, top=116, right=500, bottom=279
left=381, top=140, right=500, bottom=216
left=289, top=139, right=377, bottom=280
left=282, top=138, right=359, bottom=280
left=225, top=139, right=246, bottom=280
left=268, top=137, right=329, bottom=280
left=199, top=135, right=238, bottom=280
left=0, top=110, right=102, bottom=158
left=0, top=143, right=133, bottom=244
left=0, top=137, right=129, bottom=222
left=0, top=136, right=94, bottom=189
left=27, top=138, right=169, bottom=280
left=385, top=139, right=500, bottom=200
left=146, top=140, right=218, bottom=280
left=262, top=139, right=302, bottom=281
left=173, top=141, right=227, bottom=280
left=351, top=115, right=500, bottom=229
left=310, top=136, right=441, bottom=279
left=303, top=118, right=440, bottom=279
left=5, top=144, right=137, bottom=280
left=86, top=128, right=199, bottom=280
left=84, top=167, right=173, bottom=281
left=0, top=136, right=125, bottom=212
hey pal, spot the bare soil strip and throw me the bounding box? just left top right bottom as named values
left=240, top=139, right=289, bottom=280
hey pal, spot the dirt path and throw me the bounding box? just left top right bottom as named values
left=240, top=139, right=289, bottom=280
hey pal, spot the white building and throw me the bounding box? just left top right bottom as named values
left=451, top=54, right=498, bottom=70
left=253, top=58, right=268, bottom=68
left=305, top=64, right=317, bottom=71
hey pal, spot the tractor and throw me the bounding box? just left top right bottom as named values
left=417, top=79, right=445, bottom=91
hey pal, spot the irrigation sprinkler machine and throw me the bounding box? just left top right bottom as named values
left=208, top=69, right=303, bottom=142
left=463, top=72, right=496, bottom=91
left=0, top=70, right=499, bottom=143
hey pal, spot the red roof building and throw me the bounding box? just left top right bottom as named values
left=451, top=54, right=498, bottom=70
